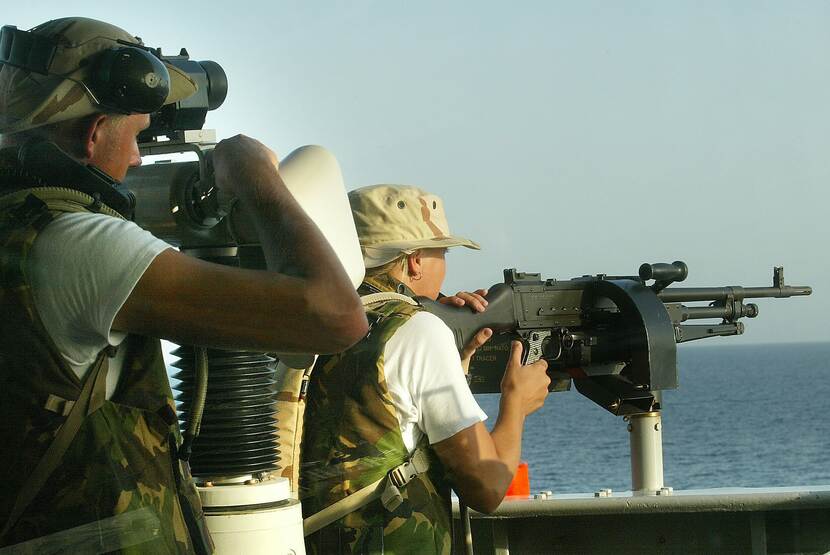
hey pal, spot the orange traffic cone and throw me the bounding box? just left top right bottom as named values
left=505, top=461, right=530, bottom=498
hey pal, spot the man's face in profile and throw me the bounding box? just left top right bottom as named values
left=88, top=113, right=150, bottom=181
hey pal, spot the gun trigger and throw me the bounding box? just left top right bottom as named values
left=520, top=339, right=532, bottom=365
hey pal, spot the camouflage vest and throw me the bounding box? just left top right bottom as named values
left=300, top=275, right=453, bottom=555
left=0, top=187, right=212, bottom=554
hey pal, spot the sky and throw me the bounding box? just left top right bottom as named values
left=5, top=1, right=828, bottom=344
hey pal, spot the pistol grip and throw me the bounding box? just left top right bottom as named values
left=519, top=330, right=551, bottom=365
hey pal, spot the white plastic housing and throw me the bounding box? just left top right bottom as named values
left=199, top=478, right=305, bottom=555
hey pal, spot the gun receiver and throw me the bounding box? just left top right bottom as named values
left=419, top=262, right=811, bottom=416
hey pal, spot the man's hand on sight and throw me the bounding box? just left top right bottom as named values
left=213, top=134, right=280, bottom=197
left=500, top=340, right=550, bottom=417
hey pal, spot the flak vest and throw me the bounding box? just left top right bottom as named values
left=0, top=186, right=212, bottom=554
left=300, top=275, right=453, bottom=555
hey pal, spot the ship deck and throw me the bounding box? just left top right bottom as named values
left=453, top=485, right=830, bottom=554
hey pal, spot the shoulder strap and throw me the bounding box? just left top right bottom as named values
left=303, top=446, right=431, bottom=537
left=0, top=352, right=110, bottom=542
left=360, top=291, right=419, bottom=307
left=0, top=187, right=123, bottom=219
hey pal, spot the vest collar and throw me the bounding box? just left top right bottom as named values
left=359, top=274, right=418, bottom=298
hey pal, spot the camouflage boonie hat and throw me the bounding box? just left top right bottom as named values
left=349, top=184, right=480, bottom=268
left=0, top=17, right=197, bottom=133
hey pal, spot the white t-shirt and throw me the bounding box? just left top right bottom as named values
left=27, top=211, right=172, bottom=398
left=383, top=310, right=488, bottom=453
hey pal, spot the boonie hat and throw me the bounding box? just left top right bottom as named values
left=349, top=184, right=480, bottom=268
left=0, top=17, right=197, bottom=133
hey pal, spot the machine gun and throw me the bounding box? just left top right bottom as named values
left=419, top=261, right=811, bottom=416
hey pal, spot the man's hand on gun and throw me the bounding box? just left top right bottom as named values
left=441, top=289, right=551, bottom=414
left=440, top=289, right=492, bottom=372
left=501, top=341, right=550, bottom=417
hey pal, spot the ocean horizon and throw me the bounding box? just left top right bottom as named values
left=476, top=341, right=830, bottom=494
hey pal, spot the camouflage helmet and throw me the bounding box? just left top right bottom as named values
left=349, top=184, right=480, bottom=268
left=0, top=17, right=197, bottom=134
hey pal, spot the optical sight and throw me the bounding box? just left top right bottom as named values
left=138, top=48, right=228, bottom=143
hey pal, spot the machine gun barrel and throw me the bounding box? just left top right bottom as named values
left=658, top=284, right=812, bottom=303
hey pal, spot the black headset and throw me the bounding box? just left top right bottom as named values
left=0, top=24, right=171, bottom=115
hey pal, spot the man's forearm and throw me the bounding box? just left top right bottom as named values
left=489, top=395, right=526, bottom=488
left=232, top=170, right=366, bottom=349
left=237, top=173, right=343, bottom=281
left=448, top=395, right=528, bottom=513
left=435, top=343, right=549, bottom=514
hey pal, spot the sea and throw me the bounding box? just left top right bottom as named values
left=475, top=341, right=830, bottom=494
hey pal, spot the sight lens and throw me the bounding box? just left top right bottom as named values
left=199, top=60, right=228, bottom=110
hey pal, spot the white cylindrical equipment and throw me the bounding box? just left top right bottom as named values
left=273, top=145, right=365, bottom=369
left=199, top=477, right=305, bottom=555
left=278, top=145, right=365, bottom=290
left=628, top=411, right=664, bottom=496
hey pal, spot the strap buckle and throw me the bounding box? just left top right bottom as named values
left=380, top=482, right=403, bottom=512
left=44, top=394, right=75, bottom=416
left=388, top=448, right=430, bottom=488
left=380, top=448, right=431, bottom=512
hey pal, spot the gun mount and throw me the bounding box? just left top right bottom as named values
left=419, top=262, right=811, bottom=416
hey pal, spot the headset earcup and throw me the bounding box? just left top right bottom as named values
left=90, top=46, right=171, bottom=114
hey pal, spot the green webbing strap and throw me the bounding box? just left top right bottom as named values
left=0, top=352, right=109, bottom=542
left=359, top=291, right=418, bottom=307
left=303, top=446, right=431, bottom=537
left=303, top=474, right=386, bottom=537
left=0, top=187, right=122, bottom=220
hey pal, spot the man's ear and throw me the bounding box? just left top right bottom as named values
left=82, top=114, right=110, bottom=160
left=406, top=250, right=423, bottom=278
